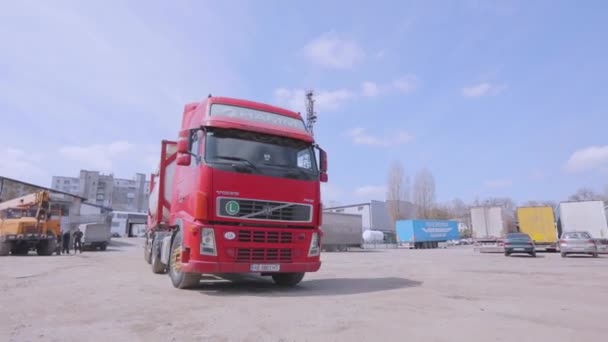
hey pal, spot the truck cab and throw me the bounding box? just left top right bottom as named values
left=146, top=96, right=328, bottom=289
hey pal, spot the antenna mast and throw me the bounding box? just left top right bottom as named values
left=305, top=90, right=317, bottom=136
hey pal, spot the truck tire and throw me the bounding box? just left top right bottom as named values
left=144, top=236, right=152, bottom=264
left=168, top=230, right=200, bottom=289
left=272, top=273, right=305, bottom=287
left=592, top=252, right=599, bottom=258
left=100, top=243, right=107, bottom=251
left=0, top=242, right=10, bottom=256
left=151, top=239, right=166, bottom=274
left=37, top=239, right=57, bottom=256
left=14, top=242, right=29, bottom=256
left=561, top=252, right=567, bottom=258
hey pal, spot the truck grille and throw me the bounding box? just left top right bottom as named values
left=235, top=248, right=292, bottom=263
left=217, top=198, right=312, bottom=222
left=22, top=225, right=40, bottom=234
left=237, top=230, right=293, bottom=244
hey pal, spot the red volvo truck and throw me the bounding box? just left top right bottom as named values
left=144, top=96, right=328, bottom=289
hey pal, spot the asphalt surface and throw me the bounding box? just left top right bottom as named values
left=1, top=239, right=607, bottom=341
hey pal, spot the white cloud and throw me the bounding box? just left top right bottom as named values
left=354, top=185, right=386, bottom=200
left=0, top=147, right=49, bottom=184
left=303, top=31, right=364, bottom=69
left=392, top=75, right=417, bottom=94
left=485, top=179, right=513, bottom=188
left=59, top=141, right=136, bottom=172
left=346, top=128, right=414, bottom=147
left=361, top=81, right=380, bottom=97
left=461, top=82, right=505, bottom=98
left=565, top=145, right=608, bottom=173
left=273, top=88, right=354, bottom=113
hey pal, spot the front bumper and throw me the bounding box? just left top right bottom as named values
left=561, top=246, right=597, bottom=254
left=505, top=247, right=535, bottom=253
left=182, top=260, right=322, bottom=273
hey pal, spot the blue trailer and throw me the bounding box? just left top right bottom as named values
left=396, top=219, right=460, bottom=249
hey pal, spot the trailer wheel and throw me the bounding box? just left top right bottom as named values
left=560, top=252, right=567, bottom=258
left=168, top=229, right=201, bottom=289
left=151, top=238, right=166, bottom=274
left=100, top=243, right=107, bottom=251
left=272, top=273, right=305, bottom=287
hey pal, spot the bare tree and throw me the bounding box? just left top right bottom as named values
left=568, top=187, right=603, bottom=201
left=521, top=200, right=557, bottom=208
left=413, top=168, right=436, bottom=219
left=386, top=161, right=411, bottom=227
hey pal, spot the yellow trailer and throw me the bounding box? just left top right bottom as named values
left=516, top=206, right=558, bottom=251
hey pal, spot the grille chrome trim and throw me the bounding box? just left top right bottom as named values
left=216, top=197, right=313, bottom=223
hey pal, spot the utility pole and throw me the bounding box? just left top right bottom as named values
left=305, top=90, right=317, bottom=137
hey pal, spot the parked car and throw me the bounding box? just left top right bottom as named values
left=504, top=233, right=536, bottom=257
left=595, top=239, right=608, bottom=254
left=559, top=231, right=598, bottom=258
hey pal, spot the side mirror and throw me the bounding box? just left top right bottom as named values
left=318, top=147, right=328, bottom=183
left=176, top=153, right=191, bottom=166
left=177, top=139, right=189, bottom=154
left=320, top=172, right=328, bottom=183
left=319, top=148, right=327, bottom=172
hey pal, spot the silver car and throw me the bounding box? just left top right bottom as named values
left=559, top=231, right=599, bottom=258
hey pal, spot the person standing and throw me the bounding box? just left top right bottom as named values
left=56, top=232, right=62, bottom=255
left=62, top=230, right=71, bottom=254
left=73, top=228, right=83, bottom=254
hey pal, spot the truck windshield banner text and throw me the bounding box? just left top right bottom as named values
left=210, top=104, right=307, bottom=132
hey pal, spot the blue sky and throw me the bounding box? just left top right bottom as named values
left=1, top=0, right=607, bottom=205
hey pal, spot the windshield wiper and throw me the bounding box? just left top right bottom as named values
left=214, top=156, right=259, bottom=171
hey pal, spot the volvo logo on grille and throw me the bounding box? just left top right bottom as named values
left=225, top=200, right=240, bottom=216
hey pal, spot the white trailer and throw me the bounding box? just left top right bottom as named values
left=471, top=206, right=506, bottom=253
left=557, top=201, right=608, bottom=239
left=80, top=223, right=111, bottom=250
left=320, top=212, right=362, bottom=251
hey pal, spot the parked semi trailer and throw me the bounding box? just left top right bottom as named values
left=517, top=206, right=558, bottom=252
left=556, top=201, right=608, bottom=239
left=396, top=219, right=459, bottom=249
left=320, top=212, right=362, bottom=251
left=144, top=96, right=328, bottom=289
left=471, top=206, right=506, bottom=252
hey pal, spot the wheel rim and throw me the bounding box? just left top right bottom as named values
left=172, top=246, right=182, bottom=273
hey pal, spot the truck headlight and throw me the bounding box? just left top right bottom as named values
left=200, top=228, right=217, bottom=256
left=308, top=232, right=320, bottom=257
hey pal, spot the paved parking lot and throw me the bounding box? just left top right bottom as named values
left=1, top=239, right=607, bottom=342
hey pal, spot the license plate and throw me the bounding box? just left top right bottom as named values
left=514, top=248, right=525, bottom=251
left=250, top=264, right=280, bottom=272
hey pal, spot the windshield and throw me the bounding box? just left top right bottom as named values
left=507, top=233, right=531, bottom=240
left=564, top=232, right=591, bottom=239
left=204, top=128, right=318, bottom=181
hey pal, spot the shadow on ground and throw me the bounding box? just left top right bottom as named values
left=196, top=275, right=422, bottom=297
left=507, top=255, right=546, bottom=258
left=109, top=239, right=138, bottom=247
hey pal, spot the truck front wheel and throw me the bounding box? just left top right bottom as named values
left=151, top=238, right=166, bottom=274
left=37, top=239, right=57, bottom=256
left=168, top=230, right=201, bottom=289
left=272, top=272, right=305, bottom=287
